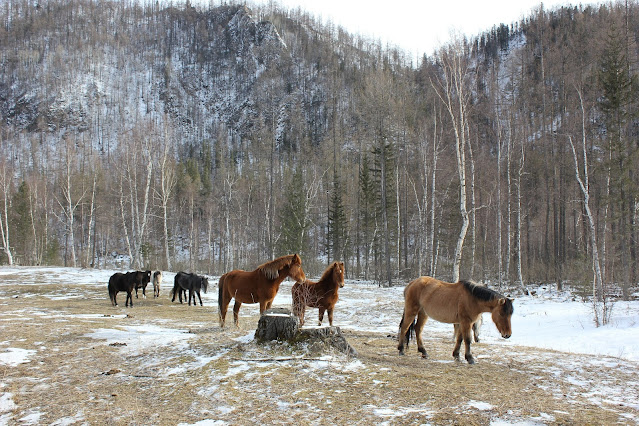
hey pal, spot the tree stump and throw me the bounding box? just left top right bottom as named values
left=255, top=308, right=357, bottom=357
left=297, top=326, right=358, bottom=357
left=255, top=308, right=300, bottom=342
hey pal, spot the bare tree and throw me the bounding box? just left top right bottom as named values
left=431, top=37, right=472, bottom=282
left=0, top=162, right=13, bottom=265
left=156, top=136, right=177, bottom=271
left=568, top=88, right=608, bottom=326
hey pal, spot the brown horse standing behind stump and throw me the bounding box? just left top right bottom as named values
left=292, top=261, right=345, bottom=326
left=218, top=254, right=306, bottom=328
left=398, top=277, right=514, bottom=364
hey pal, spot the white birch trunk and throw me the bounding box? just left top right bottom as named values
left=0, top=166, right=13, bottom=265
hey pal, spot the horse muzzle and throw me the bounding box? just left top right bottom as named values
left=501, top=333, right=511, bottom=339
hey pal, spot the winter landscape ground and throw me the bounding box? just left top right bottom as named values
left=0, top=266, right=638, bottom=425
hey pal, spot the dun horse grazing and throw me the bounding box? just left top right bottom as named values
left=108, top=270, right=151, bottom=307
left=171, top=272, right=209, bottom=306
left=152, top=271, right=162, bottom=298
left=398, top=277, right=513, bottom=364
left=218, top=254, right=306, bottom=327
left=292, top=261, right=345, bottom=326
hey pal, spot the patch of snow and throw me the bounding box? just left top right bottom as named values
left=468, top=400, right=494, bottom=411
left=0, top=348, right=37, bottom=367
left=0, top=393, right=16, bottom=413
left=85, top=325, right=194, bottom=355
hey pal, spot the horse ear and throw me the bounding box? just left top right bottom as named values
left=498, top=298, right=506, bottom=305
left=293, top=254, right=301, bottom=264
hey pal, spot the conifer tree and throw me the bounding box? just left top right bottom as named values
left=327, top=169, right=347, bottom=262
left=276, top=167, right=309, bottom=257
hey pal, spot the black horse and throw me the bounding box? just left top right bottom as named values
left=134, top=270, right=152, bottom=298
left=171, top=272, right=209, bottom=306
left=108, top=270, right=151, bottom=307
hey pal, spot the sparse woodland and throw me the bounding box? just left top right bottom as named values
left=1, top=0, right=638, bottom=306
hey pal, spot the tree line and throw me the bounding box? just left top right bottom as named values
left=0, top=0, right=638, bottom=310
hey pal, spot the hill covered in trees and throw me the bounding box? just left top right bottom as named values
left=0, top=0, right=637, bottom=299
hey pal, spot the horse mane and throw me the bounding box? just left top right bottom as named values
left=460, top=280, right=501, bottom=302
left=257, top=254, right=297, bottom=280
left=319, top=262, right=339, bottom=282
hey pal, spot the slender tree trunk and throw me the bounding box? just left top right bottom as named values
left=0, top=166, right=13, bottom=265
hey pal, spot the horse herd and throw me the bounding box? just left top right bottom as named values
left=107, top=254, right=514, bottom=364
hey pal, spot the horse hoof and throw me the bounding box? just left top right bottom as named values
left=466, top=357, right=476, bottom=364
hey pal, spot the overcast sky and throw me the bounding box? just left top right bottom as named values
left=249, top=0, right=596, bottom=62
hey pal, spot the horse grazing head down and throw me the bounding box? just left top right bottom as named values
left=491, top=297, right=514, bottom=339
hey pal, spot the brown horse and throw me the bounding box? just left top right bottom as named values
left=397, top=277, right=513, bottom=364
left=218, top=254, right=306, bottom=327
left=291, top=261, right=345, bottom=326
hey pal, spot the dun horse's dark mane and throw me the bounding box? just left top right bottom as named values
left=258, top=254, right=295, bottom=280
left=460, top=280, right=501, bottom=302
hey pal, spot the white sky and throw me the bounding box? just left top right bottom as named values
left=250, top=0, right=596, bottom=62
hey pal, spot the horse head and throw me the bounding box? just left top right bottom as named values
left=288, top=254, right=306, bottom=283
left=201, top=276, right=209, bottom=293
left=334, top=261, right=345, bottom=288
left=491, top=297, right=514, bottom=339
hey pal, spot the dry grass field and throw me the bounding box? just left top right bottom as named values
left=1, top=268, right=638, bottom=425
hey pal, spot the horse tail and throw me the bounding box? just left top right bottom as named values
left=218, top=274, right=225, bottom=319
left=398, top=310, right=415, bottom=348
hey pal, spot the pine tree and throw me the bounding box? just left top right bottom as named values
left=327, top=169, right=348, bottom=262
left=358, top=154, right=376, bottom=280
left=598, top=22, right=638, bottom=298
left=276, top=167, right=309, bottom=257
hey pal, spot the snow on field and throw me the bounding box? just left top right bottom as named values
left=0, top=266, right=638, bottom=362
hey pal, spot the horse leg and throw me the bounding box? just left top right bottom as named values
left=318, top=308, right=325, bottom=326
left=327, top=307, right=334, bottom=327
left=219, top=297, right=230, bottom=328
left=188, top=290, right=194, bottom=306
left=126, top=290, right=133, bottom=307
left=233, top=301, right=242, bottom=327
left=472, top=319, right=481, bottom=343
left=196, top=290, right=203, bottom=306
left=298, top=305, right=306, bottom=326
left=415, top=309, right=428, bottom=358
left=453, top=322, right=475, bottom=364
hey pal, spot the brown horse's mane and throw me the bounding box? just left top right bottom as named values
left=460, top=280, right=514, bottom=314
left=319, top=261, right=339, bottom=282
left=257, top=254, right=296, bottom=280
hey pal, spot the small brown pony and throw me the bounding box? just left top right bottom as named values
left=291, top=261, right=345, bottom=326
left=398, top=277, right=513, bottom=364
left=218, top=254, right=306, bottom=327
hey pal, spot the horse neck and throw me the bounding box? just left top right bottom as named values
left=476, top=297, right=500, bottom=314
left=317, top=274, right=339, bottom=294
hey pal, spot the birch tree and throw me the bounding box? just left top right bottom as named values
left=431, top=37, right=472, bottom=282
left=568, top=88, right=608, bottom=325
left=0, top=163, right=13, bottom=265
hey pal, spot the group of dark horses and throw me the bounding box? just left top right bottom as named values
left=108, top=253, right=514, bottom=364
left=108, top=269, right=208, bottom=307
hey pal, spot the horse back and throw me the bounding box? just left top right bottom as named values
left=405, top=276, right=470, bottom=324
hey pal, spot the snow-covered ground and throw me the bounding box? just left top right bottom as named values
left=1, top=266, right=638, bottom=363
left=1, top=266, right=638, bottom=424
